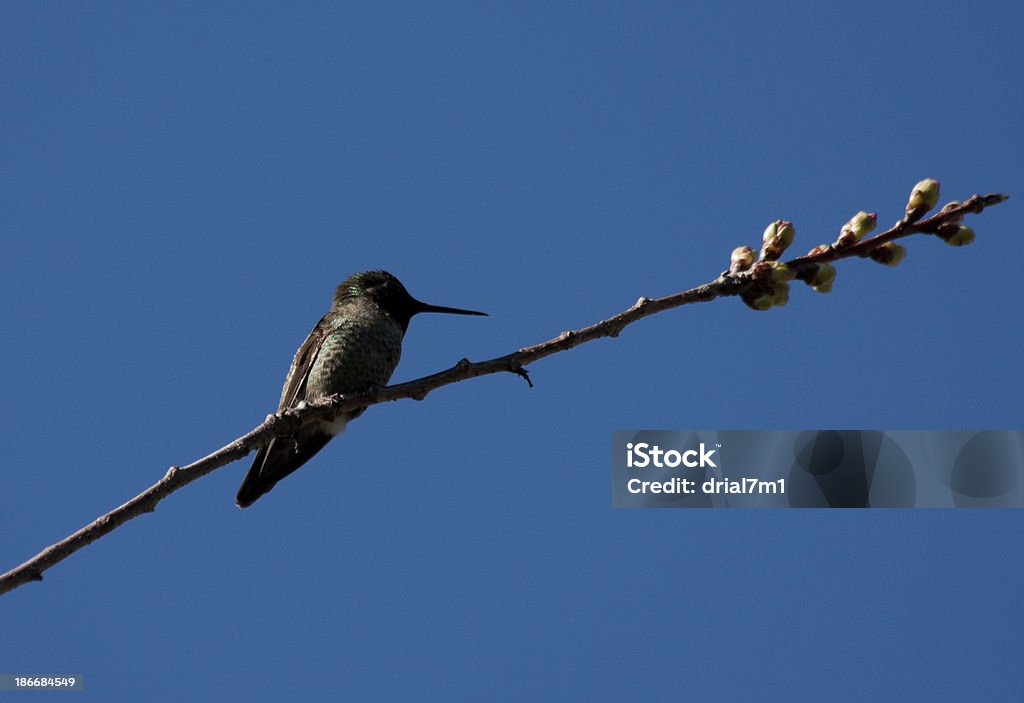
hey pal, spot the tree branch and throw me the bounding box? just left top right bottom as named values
left=0, top=185, right=1007, bottom=597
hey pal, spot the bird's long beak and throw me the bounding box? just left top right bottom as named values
left=412, top=299, right=487, bottom=317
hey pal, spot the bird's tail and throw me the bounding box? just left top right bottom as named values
left=235, top=432, right=332, bottom=508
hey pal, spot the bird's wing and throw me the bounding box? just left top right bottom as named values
left=276, top=313, right=333, bottom=410
left=235, top=314, right=333, bottom=508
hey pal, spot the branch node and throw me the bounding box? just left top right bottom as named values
left=509, top=364, right=533, bottom=387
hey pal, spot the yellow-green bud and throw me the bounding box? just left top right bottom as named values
left=837, top=211, right=877, bottom=246
left=777, top=221, right=795, bottom=248
left=905, top=178, right=940, bottom=221
left=941, top=225, right=975, bottom=247
left=741, top=288, right=774, bottom=311
left=771, top=281, right=790, bottom=307
left=769, top=262, right=794, bottom=281
left=811, top=281, right=833, bottom=294
left=810, top=263, right=836, bottom=288
left=868, top=242, right=906, bottom=266
left=761, top=220, right=795, bottom=261
left=851, top=211, right=877, bottom=237
left=730, top=245, right=756, bottom=272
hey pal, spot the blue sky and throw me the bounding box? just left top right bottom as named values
left=2, top=2, right=1021, bottom=700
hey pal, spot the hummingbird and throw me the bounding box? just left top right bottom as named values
left=236, top=270, right=486, bottom=508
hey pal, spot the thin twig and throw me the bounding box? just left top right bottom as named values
left=0, top=191, right=1007, bottom=597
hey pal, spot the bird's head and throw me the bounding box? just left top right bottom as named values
left=334, top=270, right=486, bottom=331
